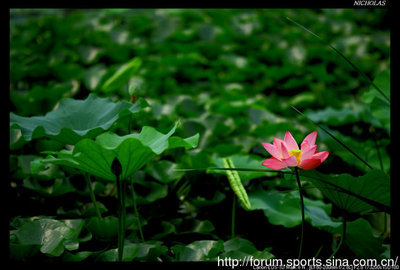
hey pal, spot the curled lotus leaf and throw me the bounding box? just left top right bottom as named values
left=41, top=123, right=199, bottom=181
left=10, top=93, right=148, bottom=145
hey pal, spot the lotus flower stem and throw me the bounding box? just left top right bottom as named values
left=329, top=214, right=347, bottom=259
left=115, top=172, right=126, bottom=261
left=84, top=173, right=102, bottom=220
left=130, top=178, right=145, bottom=242
left=112, top=158, right=125, bottom=262
left=294, top=167, right=305, bottom=259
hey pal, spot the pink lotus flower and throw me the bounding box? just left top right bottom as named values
left=261, top=131, right=329, bottom=170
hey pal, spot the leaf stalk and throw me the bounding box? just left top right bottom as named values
left=84, top=173, right=102, bottom=220
left=295, top=167, right=305, bottom=259
left=130, top=178, right=145, bottom=242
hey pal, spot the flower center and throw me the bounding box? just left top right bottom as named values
left=289, top=149, right=302, bottom=164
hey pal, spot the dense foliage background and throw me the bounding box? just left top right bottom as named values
left=9, top=9, right=390, bottom=263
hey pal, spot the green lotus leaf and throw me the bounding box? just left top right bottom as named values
left=363, top=69, right=390, bottom=103
left=96, top=244, right=141, bottom=262
left=23, top=178, right=76, bottom=197
left=9, top=243, right=40, bottom=261
left=223, top=238, right=258, bottom=255
left=96, top=241, right=168, bottom=262
left=13, top=218, right=84, bottom=257
left=41, top=123, right=199, bottom=181
left=305, top=105, right=368, bottom=127
left=134, top=180, right=168, bottom=205
left=10, top=93, right=148, bottom=145
left=220, top=238, right=274, bottom=260
left=85, top=216, right=135, bottom=242
left=325, top=218, right=386, bottom=258
left=146, top=160, right=185, bottom=183
left=362, top=70, right=390, bottom=132
left=172, top=240, right=224, bottom=261
left=62, top=251, right=94, bottom=262
left=300, top=170, right=390, bottom=214
left=248, top=188, right=341, bottom=229
left=134, top=241, right=169, bottom=261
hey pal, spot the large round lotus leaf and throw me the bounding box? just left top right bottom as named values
left=41, top=123, right=199, bottom=181
left=300, top=170, right=390, bottom=214
left=10, top=93, right=148, bottom=145
left=249, top=188, right=341, bottom=229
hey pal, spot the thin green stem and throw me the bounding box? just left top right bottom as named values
left=121, top=180, right=127, bottom=241
left=130, top=178, right=144, bottom=242
left=294, top=167, right=305, bottom=259
left=84, top=173, right=102, bottom=220
left=314, top=245, right=323, bottom=259
left=231, top=195, right=236, bottom=239
left=115, top=173, right=126, bottom=261
left=329, top=214, right=347, bottom=259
